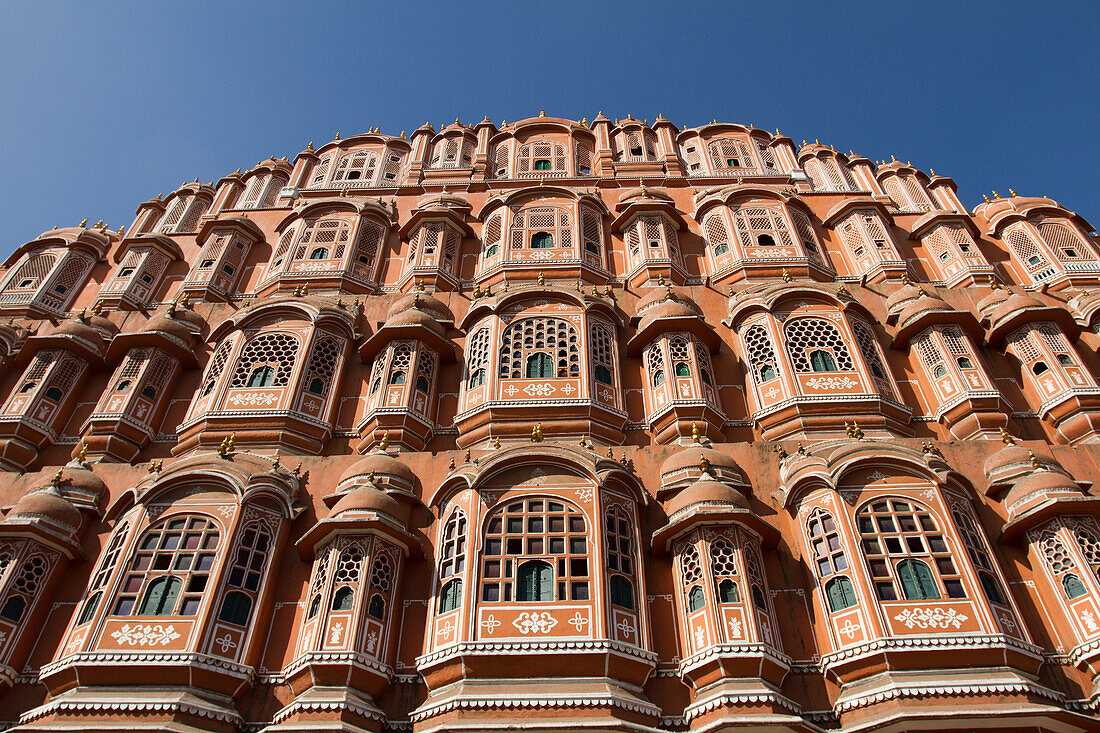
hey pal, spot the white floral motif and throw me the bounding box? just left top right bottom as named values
left=838, top=618, right=861, bottom=639
left=523, top=383, right=557, bottom=397
left=568, top=612, right=589, bottom=632
left=574, top=487, right=594, bottom=503
left=214, top=632, right=237, bottom=653
left=216, top=505, right=234, bottom=518
left=110, top=623, right=180, bottom=646
left=511, top=611, right=558, bottom=634
left=561, top=383, right=577, bottom=395
left=726, top=616, right=742, bottom=638
left=228, top=391, right=280, bottom=407
left=1081, top=610, right=1098, bottom=633
left=693, top=625, right=706, bottom=647
left=615, top=617, right=635, bottom=639
left=437, top=619, right=455, bottom=640
left=480, top=614, right=502, bottom=634
left=804, top=376, right=858, bottom=390
left=329, top=622, right=344, bottom=645
left=893, top=607, right=969, bottom=630
left=366, top=630, right=378, bottom=653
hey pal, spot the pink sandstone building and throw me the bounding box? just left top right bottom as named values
left=0, top=112, right=1095, bottom=731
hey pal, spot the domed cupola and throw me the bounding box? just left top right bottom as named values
left=1068, top=288, right=1100, bottom=330
left=610, top=185, right=689, bottom=288
left=332, top=450, right=417, bottom=501
left=978, top=285, right=1075, bottom=345
left=658, top=439, right=747, bottom=496
left=1000, top=461, right=1098, bottom=541
left=984, top=429, right=1061, bottom=495
left=885, top=276, right=974, bottom=347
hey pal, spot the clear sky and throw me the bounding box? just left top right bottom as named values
left=1, top=1, right=1097, bottom=254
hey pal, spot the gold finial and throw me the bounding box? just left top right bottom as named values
left=579, top=435, right=587, bottom=448
left=852, top=423, right=865, bottom=440
left=992, top=190, right=1001, bottom=199
left=782, top=268, right=792, bottom=283
left=367, top=470, right=377, bottom=484
left=400, top=130, right=407, bottom=139
left=539, top=110, right=546, bottom=117
left=473, top=283, right=482, bottom=298
left=500, top=119, right=506, bottom=127
left=640, top=182, right=648, bottom=196
left=531, top=424, right=543, bottom=442
left=449, top=456, right=456, bottom=470
left=293, top=285, right=302, bottom=297
left=699, top=455, right=711, bottom=474
left=727, top=285, right=734, bottom=297
left=797, top=442, right=807, bottom=456
left=576, top=280, right=583, bottom=291
left=1010, top=189, right=1018, bottom=197
left=773, top=444, right=788, bottom=459
left=890, top=155, right=897, bottom=163
left=900, top=271, right=911, bottom=286
left=691, top=423, right=700, bottom=443
left=94, top=219, right=104, bottom=228
left=77, top=442, right=88, bottom=463
left=581, top=117, right=588, bottom=127
left=334, top=132, right=340, bottom=140
left=118, top=225, right=125, bottom=236
left=77, top=308, right=88, bottom=322
left=92, top=301, right=103, bottom=316
left=608, top=446, right=614, bottom=458
left=664, top=286, right=674, bottom=301
left=493, top=436, right=501, bottom=449
left=592, top=285, right=599, bottom=296
left=379, top=430, right=389, bottom=451
left=982, top=194, right=991, bottom=203
left=464, top=448, right=471, bottom=463
left=989, top=279, right=1001, bottom=291
left=307, top=141, right=314, bottom=149
left=166, top=300, right=176, bottom=317
left=999, top=427, right=1014, bottom=445
left=413, top=291, right=421, bottom=307
left=537, top=271, right=545, bottom=286
left=1029, top=450, right=1041, bottom=469
left=604, top=286, right=612, bottom=297
left=272, top=450, right=280, bottom=469
left=79, top=218, right=88, bottom=227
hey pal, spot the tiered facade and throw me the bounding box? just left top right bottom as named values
left=0, top=113, right=1096, bottom=732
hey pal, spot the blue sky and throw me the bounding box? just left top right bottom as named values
left=1, top=1, right=1097, bottom=253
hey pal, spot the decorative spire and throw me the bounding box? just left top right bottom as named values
left=782, top=268, right=792, bottom=283
left=537, top=271, right=545, bottom=286
left=51, top=469, right=63, bottom=489
left=1029, top=450, right=1042, bottom=470
left=699, top=455, right=711, bottom=474
left=531, top=423, right=543, bottom=442
left=77, top=442, right=88, bottom=463
left=999, top=427, right=1015, bottom=445
left=1009, top=189, right=1018, bottom=197
left=79, top=218, right=88, bottom=227
left=379, top=430, right=389, bottom=451
left=691, top=423, right=700, bottom=443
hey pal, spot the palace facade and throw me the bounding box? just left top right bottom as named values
left=0, top=113, right=1096, bottom=732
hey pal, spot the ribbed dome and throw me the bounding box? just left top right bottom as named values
left=1005, top=470, right=1081, bottom=509
left=387, top=292, right=452, bottom=322
left=330, top=485, right=403, bottom=521
left=666, top=477, right=749, bottom=517
left=984, top=442, right=1053, bottom=482
left=885, top=283, right=924, bottom=316
left=896, top=292, right=952, bottom=326
left=636, top=287, right=699, bottom=316
left=7, top=488, right=81, bottom=530
left=661, top=445, right=741, bottom=484
left=977, top=287, right=1012, bottom=314
left=52, top=318, right=106, bottom=349
left=339, top=452, right=416, bottom=488
left=144, top=314, right=195, bottom=342
left=58, top=463, right=107, bottom=497
left=86, top=313, right=119, bottom=339
left=385, top=307, right=445, bottom=336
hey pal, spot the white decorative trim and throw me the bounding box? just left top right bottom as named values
left=411, top=689, right=662, bottom=722
left=834, top=678, right=1062, bottom=713
left=40, top=650, right=253, bottom=680
left=819, top=634, right=1043, bottom=671
left=416, top=639, right=658, bottom=669
left=280, top=650, right=393, bottom=681
left=684, top=688, right=801, bottom=720
left=678, top=643, right=791, bottom=677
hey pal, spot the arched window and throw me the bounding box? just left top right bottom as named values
left=707, top=138, right=756, bottom=172
left=703, top=213, right=731, bottom=257
left=77, top=523, right=130, bottom=625
left=247, top=366, right=275, bottom=388
left=680, top=542, right=704, bottom=612
left=200, top=340, right=234, bottom=398
left=743, top=324, right=779, bottom=385
left=332, top=151, right=379, bottom=183
left=115, top=515, right=220, bottom=616
left=332, top=587, right=355, bottom=611
left=465, top=327, right=490, bottom=389
left=139, top=576, right=182, bottom=615
left=951, top=506, right=1005, bottom=605
left=1064, top=574, right=1087, bottom=599
left=785, top=318, right=854, bottom=373
left=807, top=509, right=849, bottom=577
left=606, top=507, right=636, bottom=610
left=481, top=498, right=588, bottom=602
left=858, top=498, right=964, bottom=602
left=499, top=317, right=580, bottom=379
left=0, top=555, right=47, bottom=622
left=219, top=521, right=271, bottom=626
left=440, top=579, right=462, bottom=612
left=590, top=323, right=615, bottom=388
left=825, top=576, right=857, bottom=611
left=710, top=538, right=740, bottom=604
left=230, top=333, right=299, bottom=389
left=852, top=320, right=890, bottom=383
left=516, top=140, right=567, bottom=175
left=438, top=510, right=467, bottom=583
left=652, top=369, right=665, bottom=387
left=525, top=353, right=553, bottom=378
left=516, top=560, right=553, bottom=601
left=896, top=559, right=938, bottom=600
left=531, top=231, right=553, bottom=248
left=367, top=593, right=386, bottom=619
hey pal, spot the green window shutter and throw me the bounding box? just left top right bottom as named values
left=688, top=585, right=704, bottom=611
left=898, top=560, right=920, bottom=600
left=916, top=562, right=940, bottom=599
left=537, top=562, right=552, bottom=600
